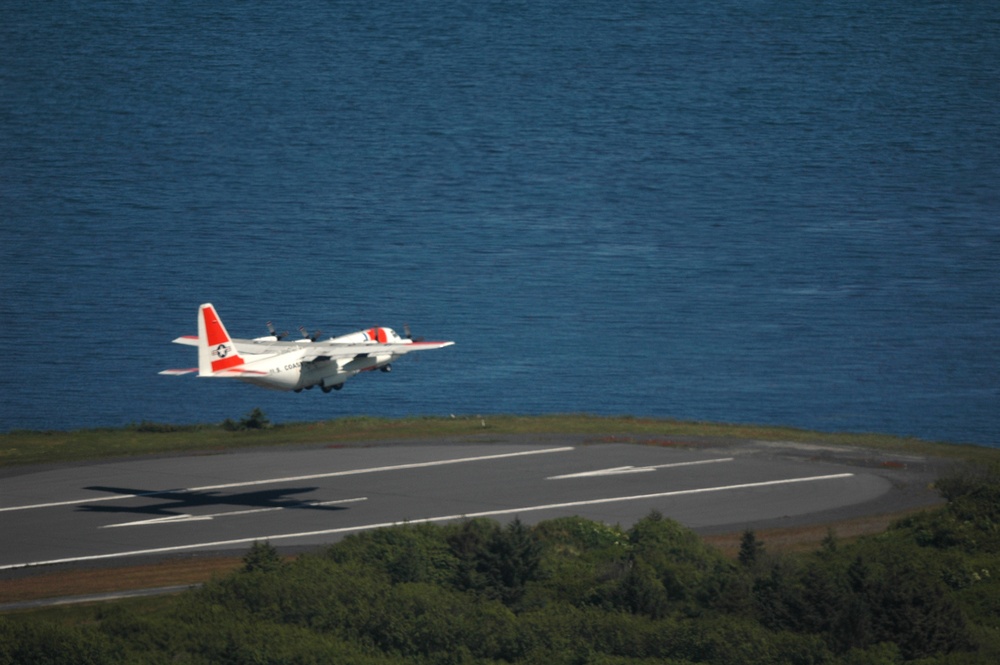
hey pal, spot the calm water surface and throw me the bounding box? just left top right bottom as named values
left=2, top=1, right=998, bottom=445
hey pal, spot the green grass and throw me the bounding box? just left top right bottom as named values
left=2, top=413, right=997, bottom=468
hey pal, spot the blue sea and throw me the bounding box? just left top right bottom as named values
left=2, top=1, right=998, bottom=446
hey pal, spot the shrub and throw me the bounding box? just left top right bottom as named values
left=222, top=407, right=271, bottom=431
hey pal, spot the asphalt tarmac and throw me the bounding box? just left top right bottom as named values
left=0, top=435, right=947, bottom=572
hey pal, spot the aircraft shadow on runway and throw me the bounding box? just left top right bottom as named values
left=76, top=486, right=348, bottom=517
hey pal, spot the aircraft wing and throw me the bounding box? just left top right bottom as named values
left=300, top=340, right=454, bottom=363
left=169, top=330, right=453, bottom=363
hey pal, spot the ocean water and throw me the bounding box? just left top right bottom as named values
left=2, top=1, right=998, bottom=446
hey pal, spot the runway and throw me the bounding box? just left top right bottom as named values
left=0, top=436, right=944, bottom=571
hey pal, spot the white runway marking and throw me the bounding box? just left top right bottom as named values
left=547, top=457, right=734, bottom=479
left=0, top=472, right=853, bottom=570
left=101, top=497, right=368, bottom=529
left=0, top=447, right=574, bottom=513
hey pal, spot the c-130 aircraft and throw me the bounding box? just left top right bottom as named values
left=160, top=303, right=454, bottom=393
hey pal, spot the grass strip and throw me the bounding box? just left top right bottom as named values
left=2, top=413, right=994, bottom=468
left=0, top=556, right=243, bottom=606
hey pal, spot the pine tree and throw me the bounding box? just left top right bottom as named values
left=243, top=540, right=283, bottom=573
left=738, top=529, right=764, bottom=568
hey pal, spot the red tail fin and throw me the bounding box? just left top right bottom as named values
left=198, top=304, right=245, bottom=375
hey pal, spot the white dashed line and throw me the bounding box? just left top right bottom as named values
left=101, top=497, right=369, bottom=528
left=0, top=472, right=853, bottom=570
left=547, top=457, right=734, bottom=479
left=0, top=447, right=574, bottom=513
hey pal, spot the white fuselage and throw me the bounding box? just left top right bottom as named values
left=234, top=329, right=405, bottom=392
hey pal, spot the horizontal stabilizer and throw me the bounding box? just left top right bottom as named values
left=158, top=368, right=198, bottom=376
left=172, top=336, right=199, bottom=346
left=210, top=368, right=269, bottom=377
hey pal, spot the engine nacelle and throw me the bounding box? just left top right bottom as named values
left=365, top=327, right=403, bottom=343
left=329, top=327, right=404, bottom=344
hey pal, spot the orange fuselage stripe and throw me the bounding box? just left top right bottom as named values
left=212, top=355, right=244, bottom=371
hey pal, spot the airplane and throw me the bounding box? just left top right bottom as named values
left=160, top=303, right=454, bottom=393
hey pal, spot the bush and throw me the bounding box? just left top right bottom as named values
left=222, top=407, right=271, bottom=431
left=329, top=522, right=459, bottom=585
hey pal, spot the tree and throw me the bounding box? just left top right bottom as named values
left=243, top=540, right=283, bottom=573
left=738, top=529, right=764, bottom=568
left=608, top=560, right=668, bottom=617
left=820, top=528, right=838, bottom=554
left=478, top=518, right=543, bottom=606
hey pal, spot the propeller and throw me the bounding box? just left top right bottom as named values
left=298, top=326, right=323, bottom=342
left=266, top=321, right=289, bottom=341
left=403, top=323, right=424, bottom=342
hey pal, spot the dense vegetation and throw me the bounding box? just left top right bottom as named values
left=2, top=464, right=999, bottom=664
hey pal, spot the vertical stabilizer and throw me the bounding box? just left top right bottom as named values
left=198, top=303, right=245, bottom=375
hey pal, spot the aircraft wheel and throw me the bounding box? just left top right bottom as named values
left=321, top=385, right=333, bottom=393
left=380, top=364, right=392, bottom=373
